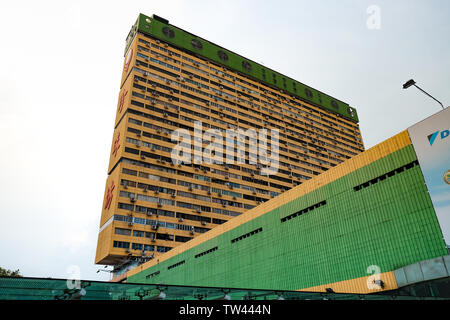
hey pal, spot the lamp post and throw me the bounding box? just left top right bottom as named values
left=403, top=79, right=445, bottom=110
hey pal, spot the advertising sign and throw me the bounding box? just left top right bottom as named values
left=408, top=107, right=450, bottom=246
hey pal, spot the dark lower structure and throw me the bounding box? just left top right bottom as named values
left=1, top=275, right=449, bottom=300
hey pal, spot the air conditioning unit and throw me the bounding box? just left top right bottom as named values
left=178, top=218, right=184, bottom=222
left=201, top=221, right=206, bottom=226
left=196, top=209, right=201, bottom=214
left=130, top=196, right=136, bottom=202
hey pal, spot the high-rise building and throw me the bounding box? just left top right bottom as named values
left=95, top=13, right=364, bottom=277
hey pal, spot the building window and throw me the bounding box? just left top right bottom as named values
left=115, top=228, right=131, bottom=236
left=144, top=244, right=154, bottom=251
left=118, top=203, right=134, bottom=211
left=133, top=230, right=145, bottom=237
left=157, top=246, right=172, bottom=253
left=113, top=241, right=130, bottom=249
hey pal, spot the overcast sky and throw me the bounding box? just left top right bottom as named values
left=0, top=0, right=449, bottom=282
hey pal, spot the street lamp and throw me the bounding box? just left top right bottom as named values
left=403, top=79, right=445, bottom=110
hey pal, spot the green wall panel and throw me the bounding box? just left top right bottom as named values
left=128, top=145, right=447, bottom=290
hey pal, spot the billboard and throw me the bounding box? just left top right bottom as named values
left=408, top=107, right=450, bottom=246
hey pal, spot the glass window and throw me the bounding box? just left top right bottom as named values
left=115, top=228, right=131, bottom=236
left=113, top=241, right=130, bottom=249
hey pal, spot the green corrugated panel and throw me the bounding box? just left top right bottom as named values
left=128, top=145, right=447, bottom=289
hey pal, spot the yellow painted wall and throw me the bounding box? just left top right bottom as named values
left=95, top=222, right=113, bottom=264
left=298, top=271, right=398, bottom=294
left=120, top=38, right=137, bottom=88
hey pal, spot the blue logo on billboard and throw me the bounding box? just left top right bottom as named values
left=427, top=130, right=449, bottom=146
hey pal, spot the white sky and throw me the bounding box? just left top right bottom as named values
left=0, top=0, right=449, bottom=281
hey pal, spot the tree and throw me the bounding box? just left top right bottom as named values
left=0, top=267, right=22, bottom=277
